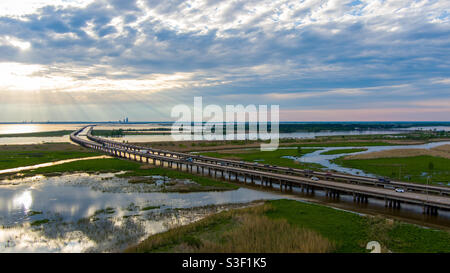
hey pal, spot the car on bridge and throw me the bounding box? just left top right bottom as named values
left=378, top=177, right=391, bottom=183
left=311, top=176, right=320, bottom=181
left=395, top=188, right=405, bottom=193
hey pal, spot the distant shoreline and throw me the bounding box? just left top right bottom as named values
left=0, top=121, right=450, bottom=124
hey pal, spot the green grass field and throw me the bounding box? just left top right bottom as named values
left=127, top=199, right=450, bottom=253
left=320, top=148, right=368, bottom=155
left=0, top=150, right=102, bottom=170
left=333, top=155, right=450, bottom=185
left=199, top=148, right=323, bottom=170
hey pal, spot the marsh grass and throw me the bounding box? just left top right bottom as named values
left=94, top=207, right=115, bottom=215
left=119, top=167, right=239, bottom=191
left=127, top=199, right=450, bottom=253
left=127, top=177, right=155, bottom=184
left=141, top=206, right=160, bottom=211
left=27, top=211, right=43, bottom=217
left=31, top=219, right=50, bottom=226
left=125, top=203, right=334, bottom=253
left=198, top=214, right=333, bottom=253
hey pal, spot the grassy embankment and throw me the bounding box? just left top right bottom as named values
left=0, top=143, right=102, bottom=170
left=320, top=148, right=368, bottom=155
left=126, top=199, right=450, bottom=253
left=199, top=148, right=324, bottom=170
left=333, top=155, right=450, bottom=185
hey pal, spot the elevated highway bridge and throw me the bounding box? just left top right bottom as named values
left=70, top=126, right=450, bottom=215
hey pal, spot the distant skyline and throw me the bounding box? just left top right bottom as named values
left=0, top=0, right=449, bottom=121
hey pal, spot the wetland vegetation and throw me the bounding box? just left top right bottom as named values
left=127, top=199, right=450, bottom=253
left=333, top=155, right=450, bottom=185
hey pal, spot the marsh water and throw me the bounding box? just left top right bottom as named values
left=0, top=172, right=288, bottom=252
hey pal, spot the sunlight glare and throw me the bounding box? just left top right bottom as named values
left=13, top=190, right=33, bottom=212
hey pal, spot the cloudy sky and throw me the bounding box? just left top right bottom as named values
left=0, top=0, right=449, bottom=121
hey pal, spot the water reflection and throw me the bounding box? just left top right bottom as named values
left=0, top=172, right=288, bottom=252
left=12, top=190, right=32, bottom=212
left=0, top=173, right=284, bottom=227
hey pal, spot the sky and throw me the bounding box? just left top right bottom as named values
left=0, top=0, right=449, bottom=122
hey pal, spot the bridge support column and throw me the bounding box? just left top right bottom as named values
left=423, top=205, right=438, bottom=215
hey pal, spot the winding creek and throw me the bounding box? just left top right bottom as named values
left=285, top=141, right=450, bottom=180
